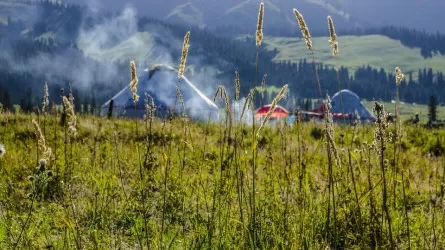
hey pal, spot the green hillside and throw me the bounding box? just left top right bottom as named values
left=77, top=32, right=156, bottom=63
left=257, top=34, right=445, bottom=79
left=362, top=100, right=445, bottom=122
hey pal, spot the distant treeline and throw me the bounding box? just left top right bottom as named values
left=0, top=37, right=129, bottom=113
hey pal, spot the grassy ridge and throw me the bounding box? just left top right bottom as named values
left=259, top=34, right=445, bottom=79
left=0, top=112, right=444, bottom=249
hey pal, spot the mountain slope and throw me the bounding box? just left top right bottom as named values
left=255, top=34, right=445, bottom=80
left=337, top=0, right=445, bottom=33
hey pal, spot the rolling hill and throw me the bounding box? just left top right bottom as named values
left=251, top=34, right=445, bottom=80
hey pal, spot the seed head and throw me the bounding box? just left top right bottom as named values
left=130, top=61, right=139, bottom=103
left=144, top=93, right=156, bottom=122
left=39, top=159, right=47, bottom=172
left=178, top=31, right=190, bottom=78
left=395, top=67, right=404, bottom=86
left=32, top=120, right=52, bottom=162
left=42, top=82, right=49, bottom=113
left=62, top=96, right=77, bottom=139
left=261, top=74, right=267, bottom=99
left=327, top=16, right=338, bottom=56
left=213, top=85, right=232, bottom=122
left=373, top=101, right=391, bottom=152
left=293, top=8, right=312, bottom=51
left=256, top=3, right=265, bottom=47
left=257, top=84, right=288, bottom=137
left=176, top=87, right=186, bottom=117
left=240, top=89, right=255, bottom=120
left=235, top=70, right=240, bottom=101
left=324, top=95, right=341, bottom=168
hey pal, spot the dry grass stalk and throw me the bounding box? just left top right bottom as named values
left=372, top=101, right=395, bottom=247
left=293, top=8, right=312, bottom=51
left=144, top=93, right=156, bottom=122
left=261, top=74, right=267, bottom=98
left=395, top=67, right=405, bottom=86
left=32, top=119, right=52, bottom=162
left=213, top=85, right=223, bottom=103
left=130, top=61, right=139, bottom=103
left=240, top=89, right=255, bottom=120
left=42, top=82, right=49, bottom=113
left=327, top=16, right=339, bottom=56
left=257, top=84, right=288, bottom=137
left=235, top=70, right=240, bottom=101
left=324, top=96, right=341, bottom=167
left=68, top=85, right=75, bottom=107
left=62, top=96, right=77, bottom=139
left=256, top=2, right=264, bottom=47
left=178, top=31, right=190, bottom=78
left=213, top=85, right=232, bottom=121
left=176, top=87, right=186, bottom=116
left=372, top=102, right=391, bottom=150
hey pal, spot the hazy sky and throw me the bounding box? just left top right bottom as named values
left=62, top=0, right=445, bottom=33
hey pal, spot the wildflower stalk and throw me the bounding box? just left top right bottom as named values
left=42, top=82, right=49, bottom=139
left=348, top=114, right=363, bottom=233
left=62, top=96, right=76, bottom=180
left=250, top=102, right=257, bottom=248
left=395, top=67, right=411, bottom=249
left=366, top=144, right=378, bottom=246
left=252, top=5, right=263, bottom=246
left=129, top=61, right=149, bottom=249
left=15, top=122, right=52, bottom=249
left=12, top=189, right=36, bottom=250
left=373, top=102, right=395, bottom=249
left=324, top=96, right=338, bottom=247
left=260, top=74, right=267, bottom=106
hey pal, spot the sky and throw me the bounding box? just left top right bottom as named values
left=61, top=0, right=445, bottom=33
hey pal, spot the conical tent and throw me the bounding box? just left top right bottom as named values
left=101, top=65, right=219, bottom=120
left=330, top=89, right=374, bottom=121
left=309, top=89, right=374, bottom=122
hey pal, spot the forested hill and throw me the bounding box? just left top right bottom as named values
left=0, top=0, right=444, bottom=113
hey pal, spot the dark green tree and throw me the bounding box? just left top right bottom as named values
left=428, top=95, right=438, bottom=123
left=2, top=88, right=11, bottom=111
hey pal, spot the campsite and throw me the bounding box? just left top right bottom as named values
left=101, top=65, right=219, bottom=120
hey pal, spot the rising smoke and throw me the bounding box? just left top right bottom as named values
left=2, top=2, right=230, bottom=120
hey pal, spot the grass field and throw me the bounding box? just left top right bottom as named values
left=257, top=34, right=445, bottom=80
left=0, top=109, right=444, bottom=249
